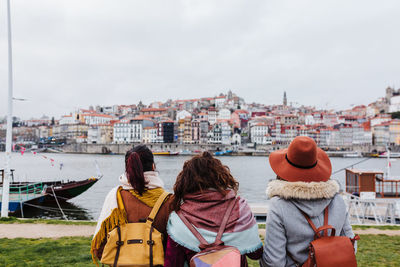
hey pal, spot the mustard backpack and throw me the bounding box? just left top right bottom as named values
left=101, top=191, right=170, bottom=267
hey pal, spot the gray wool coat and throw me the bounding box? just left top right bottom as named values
left=259, top=179, right=355, bottom=267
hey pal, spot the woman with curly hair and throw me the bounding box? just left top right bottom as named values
left=164, top=151, right=263, bottom=267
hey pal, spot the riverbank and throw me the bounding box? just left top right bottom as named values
left=59, top=143, right=382, bottom=157
left=0, top=234, right=398, bottom=266
left=0, top=219, right=399, bottom=266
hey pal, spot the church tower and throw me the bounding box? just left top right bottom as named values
left=283, top=91, right=287, bottom=106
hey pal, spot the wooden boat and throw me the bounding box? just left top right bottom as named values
left=379, top=152, right=400, bottom=158
left=0, top=182, right=47, bottom=213
left=214, top=150, right=233, bottom=156
left=153, top=151, right=179, bottom=156
left=343, top=151, right=362, bottom=158
left=1, top=169, right=99, bottom=202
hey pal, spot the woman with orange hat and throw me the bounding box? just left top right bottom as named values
left=260, top=136, right=357, bottom=267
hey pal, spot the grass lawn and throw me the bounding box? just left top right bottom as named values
left=0, top=235, right=398, bottom=266
left=248, top=234, right=400, bottom=267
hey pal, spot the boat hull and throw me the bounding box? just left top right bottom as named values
left=43, top=178, right=99, bottom=202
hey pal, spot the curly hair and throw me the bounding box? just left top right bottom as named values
left=172, top=151, right=239, bottom=210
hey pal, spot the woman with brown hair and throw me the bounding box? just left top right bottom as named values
left=91, top=145, right=173, bottom=264
left=164, top=151, right=263, bottom=267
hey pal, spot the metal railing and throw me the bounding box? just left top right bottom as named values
left=8, top=183, right=46, bottom=202
left=342, top=192, right=399, bottom=225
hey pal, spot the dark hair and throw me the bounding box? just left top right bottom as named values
left=125, top=144, right=154, bottom=195
left=172, top=151, right=239, bottom=210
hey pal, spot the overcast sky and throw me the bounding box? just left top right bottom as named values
left=0, top=0, right=399, bottom=119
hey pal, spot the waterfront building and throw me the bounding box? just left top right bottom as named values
left=218, top=109, right=231, bottom=121
left=156, top=120, right=174, bottom=143
left=191, top=119, right=200, bottom=144
left=208, top=123, right=222, bottom=144
left=389, top=119, right=400, bottom=145
left=176, top=110, right=191, bottom=121
left=38, top=125, right=51, bottom=139
left=63, top=124, right=88, bottom=142
left=113, top=119, right=133, bottom=143
left=250, top=123, right=269, bottom=144
left=88, top=124, right=113, bottom=144
left=219, top=120, right=232, bottom=145
left=199, top=120, right=209, bottom=144
left=208, top=106, right=218, bottom=125
left=371, top=114, right=391, bottom=127
left=59, top=115, right=78, bottom=125
left=82, top=113, right=115, bottom=125
left=142, top=127, right=158, bottom=144
left=352, top=124, right=372, bottom=145
left=373, top=123, right=390, bottom=146
left=177, top=117, right=192, bottom=144
left=231, top=133, right=241, bottom=145
left=140, top=108, right=168, bottom=117
left=215, top=95, right=226, bottom=108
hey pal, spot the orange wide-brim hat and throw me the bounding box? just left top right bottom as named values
left=269, top=136, right=332, bottom=182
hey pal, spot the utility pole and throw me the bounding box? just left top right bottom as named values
left=1, top=0, right=14, bottom=217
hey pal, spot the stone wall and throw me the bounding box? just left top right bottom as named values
left=61, top=143, right=232, bottom=154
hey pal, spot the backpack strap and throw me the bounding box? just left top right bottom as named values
left=177, top=197, right=237, bottom=250
left=300, top=207, right=332, bottom=238
left=177, top=210, right=209, bottom=247
left=147, top=191, right=170, bottom=224
left=215, top=198, right=237, bottom=244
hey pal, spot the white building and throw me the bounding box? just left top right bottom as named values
left=176, top=110, right=192, bottom=121
left=218, top=109, right=231, bottom=121
left=83, top=114, right=114, bottom=125
left=250, top=123, right=269, bottom=144
left=214, top=96, right=226, bottom=108
left=208, top=109, right=218, bottom=125
left=142, top=127, right=158, bottom=143
left=59, top=115, right=78, bottom=125
left=113, top=120, right=134, bottom=143
left=389, top=95, right=400, bottom=113
left=220, top=121, right=232, bottom=145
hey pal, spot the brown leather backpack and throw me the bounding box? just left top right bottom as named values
left=291, top=207, right=360, bottom=267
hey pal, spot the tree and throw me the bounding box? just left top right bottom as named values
left=391, top=112, right=400, bottom=119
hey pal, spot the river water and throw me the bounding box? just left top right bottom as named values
left=1, top=152, right=395, bottom=220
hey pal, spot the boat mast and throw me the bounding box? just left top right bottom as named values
left=386, top=145, right=391, bottom=180
left=1, top=0, right=14, bottom=217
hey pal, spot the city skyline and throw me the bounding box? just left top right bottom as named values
left=1, top=0, right=400, bottom=119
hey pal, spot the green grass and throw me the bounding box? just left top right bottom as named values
left=0, top=217, right=96, bottom=226
left=258, top=223, right=400, bottom=231
left=0, top=237, right=93, bottom=267
left=352, top=225, right=400, bottom=230
left=0, top=234, right=398, bottom=266
left=248, top=234, right=400, bottom=267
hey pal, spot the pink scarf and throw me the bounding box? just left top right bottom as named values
left=179, top=189, right=256, bottom=233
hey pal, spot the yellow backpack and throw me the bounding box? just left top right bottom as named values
left=101, top=191, right=170, bottom=267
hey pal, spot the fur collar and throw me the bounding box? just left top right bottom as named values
left=266, top=179, right=339, bottom=200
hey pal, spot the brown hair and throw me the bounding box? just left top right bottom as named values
left=172, top=151, right=239, bottom=211
left=125, top=144, right=154, bottom=195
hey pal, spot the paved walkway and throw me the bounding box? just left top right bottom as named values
left=0, top=224, right=399, bottom=239
left=0, top=224, right=96, bottom=238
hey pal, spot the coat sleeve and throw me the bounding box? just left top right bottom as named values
left=339, top=210, right=358, bottom=253
left=260, top=200, right=287, bottom=267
